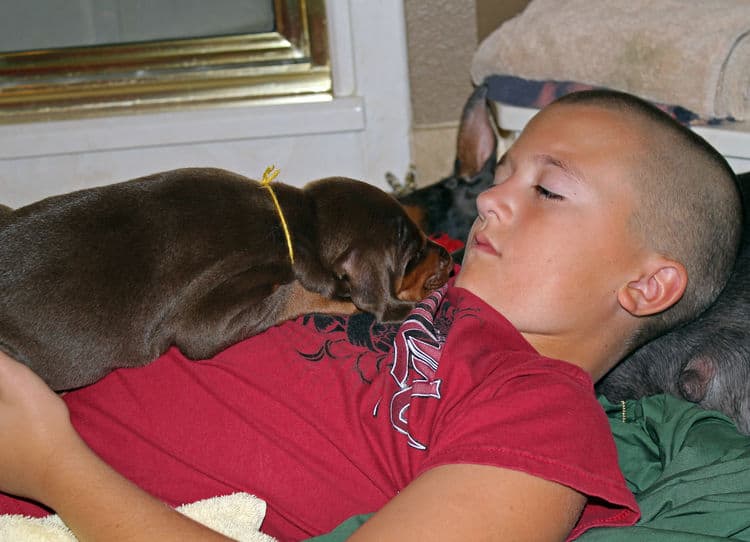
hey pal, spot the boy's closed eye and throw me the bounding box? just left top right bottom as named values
left=534, top=185, right=564, bottom=201
left=492, top=155, right=568, bottom=201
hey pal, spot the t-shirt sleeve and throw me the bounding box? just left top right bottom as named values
left=411, top=306, right=639, bottom=537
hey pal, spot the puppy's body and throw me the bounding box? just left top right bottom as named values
left=598, top=172, right=750, bottom=434
left=0, top=168, right=451, bottom=390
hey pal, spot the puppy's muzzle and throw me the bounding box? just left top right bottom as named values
left=397, top=241, right=452, bottom=303
left=423, top=244, right=452, bottom=290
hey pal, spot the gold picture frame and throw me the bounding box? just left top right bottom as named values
left=0, top=0, right=331, bottom=123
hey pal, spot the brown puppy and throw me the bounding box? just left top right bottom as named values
left=0, top=167, right=452, bottom=391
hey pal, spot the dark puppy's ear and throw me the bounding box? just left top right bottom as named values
left=678, top=356, right=717, bottom=402
left=332, top=246, right=390, bottom=320
left=454, top=83, right=498, bottom=180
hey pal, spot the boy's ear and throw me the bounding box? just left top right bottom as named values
left=617, top=256, right=688, bottom=316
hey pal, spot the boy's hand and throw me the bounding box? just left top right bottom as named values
left=0, top=351, right=81, bottom=500
left=0, top=353, right=238, bottom=541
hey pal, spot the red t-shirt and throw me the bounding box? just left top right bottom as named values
left=0, top=286, right=638, bottom=540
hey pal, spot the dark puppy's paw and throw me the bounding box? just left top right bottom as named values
left=677, top=357, right=716, bottom=403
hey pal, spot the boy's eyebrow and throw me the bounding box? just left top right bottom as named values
left=497, top=152, right=585, bottom=185
left=536, top=154, right=584, bottom=184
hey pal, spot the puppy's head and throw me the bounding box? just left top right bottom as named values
left=398, top=164, right=495, bottom=243
left=395, top=84, right=499, bottom=243
left=304, top=178, right=452, bottom=321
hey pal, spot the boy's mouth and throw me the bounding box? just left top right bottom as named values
left=472, top=232, right=499, bottom=256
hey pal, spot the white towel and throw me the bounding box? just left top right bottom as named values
left=471, top=0, right=750, bottom=120
left=0, top=492, right=277, bottom=542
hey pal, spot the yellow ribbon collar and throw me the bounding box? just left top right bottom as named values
left=260, top=165, right=294, bottom=264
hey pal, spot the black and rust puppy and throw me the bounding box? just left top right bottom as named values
left=394, top=84, right=499, bottom=253
left=0, top=168, right=451, bottom=391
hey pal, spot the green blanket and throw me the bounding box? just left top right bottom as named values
left=307, top=394, right=750, bottom=541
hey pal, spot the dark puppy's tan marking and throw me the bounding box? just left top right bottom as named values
left=0, top=168, right=451, bottom=390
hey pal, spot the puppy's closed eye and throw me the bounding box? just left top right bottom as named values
left=404, top=247, right=426, bottom=273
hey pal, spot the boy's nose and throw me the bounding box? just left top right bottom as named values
left=476, top=182, right=514, bottom=225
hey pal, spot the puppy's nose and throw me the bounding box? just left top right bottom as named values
left=434, top=245, right=453, bottom=281
left=421, top=242, right=453, bottom=291
left=439, top=246, right=452, bottom=269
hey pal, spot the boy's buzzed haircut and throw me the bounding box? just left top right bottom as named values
left=555, top=89, right=743, bottom=350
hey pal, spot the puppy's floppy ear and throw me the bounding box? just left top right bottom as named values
left=332, top=246, right=390, bottom=320
left=617, top=255, right=687, bottom=316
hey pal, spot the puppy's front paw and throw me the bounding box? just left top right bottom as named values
left=379, top=301, right=417, bottom=323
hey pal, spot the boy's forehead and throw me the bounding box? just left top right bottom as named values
left=525, top=102, right=642, bottom=140
left=511, top=103, right=645, bottom=180
left=499, top=103, right=650, bottom=212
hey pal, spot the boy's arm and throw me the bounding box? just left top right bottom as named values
left=40, top=445, right=235, bottom=542
left=0, top=352, right=233, bottom=542
left=349, top=463, right=586, bottom=542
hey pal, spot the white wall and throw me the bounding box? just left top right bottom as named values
left=0, top=0, right=413, bottom=208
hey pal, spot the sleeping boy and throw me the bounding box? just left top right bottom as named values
left=0, top=89, right=741, bottom=541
